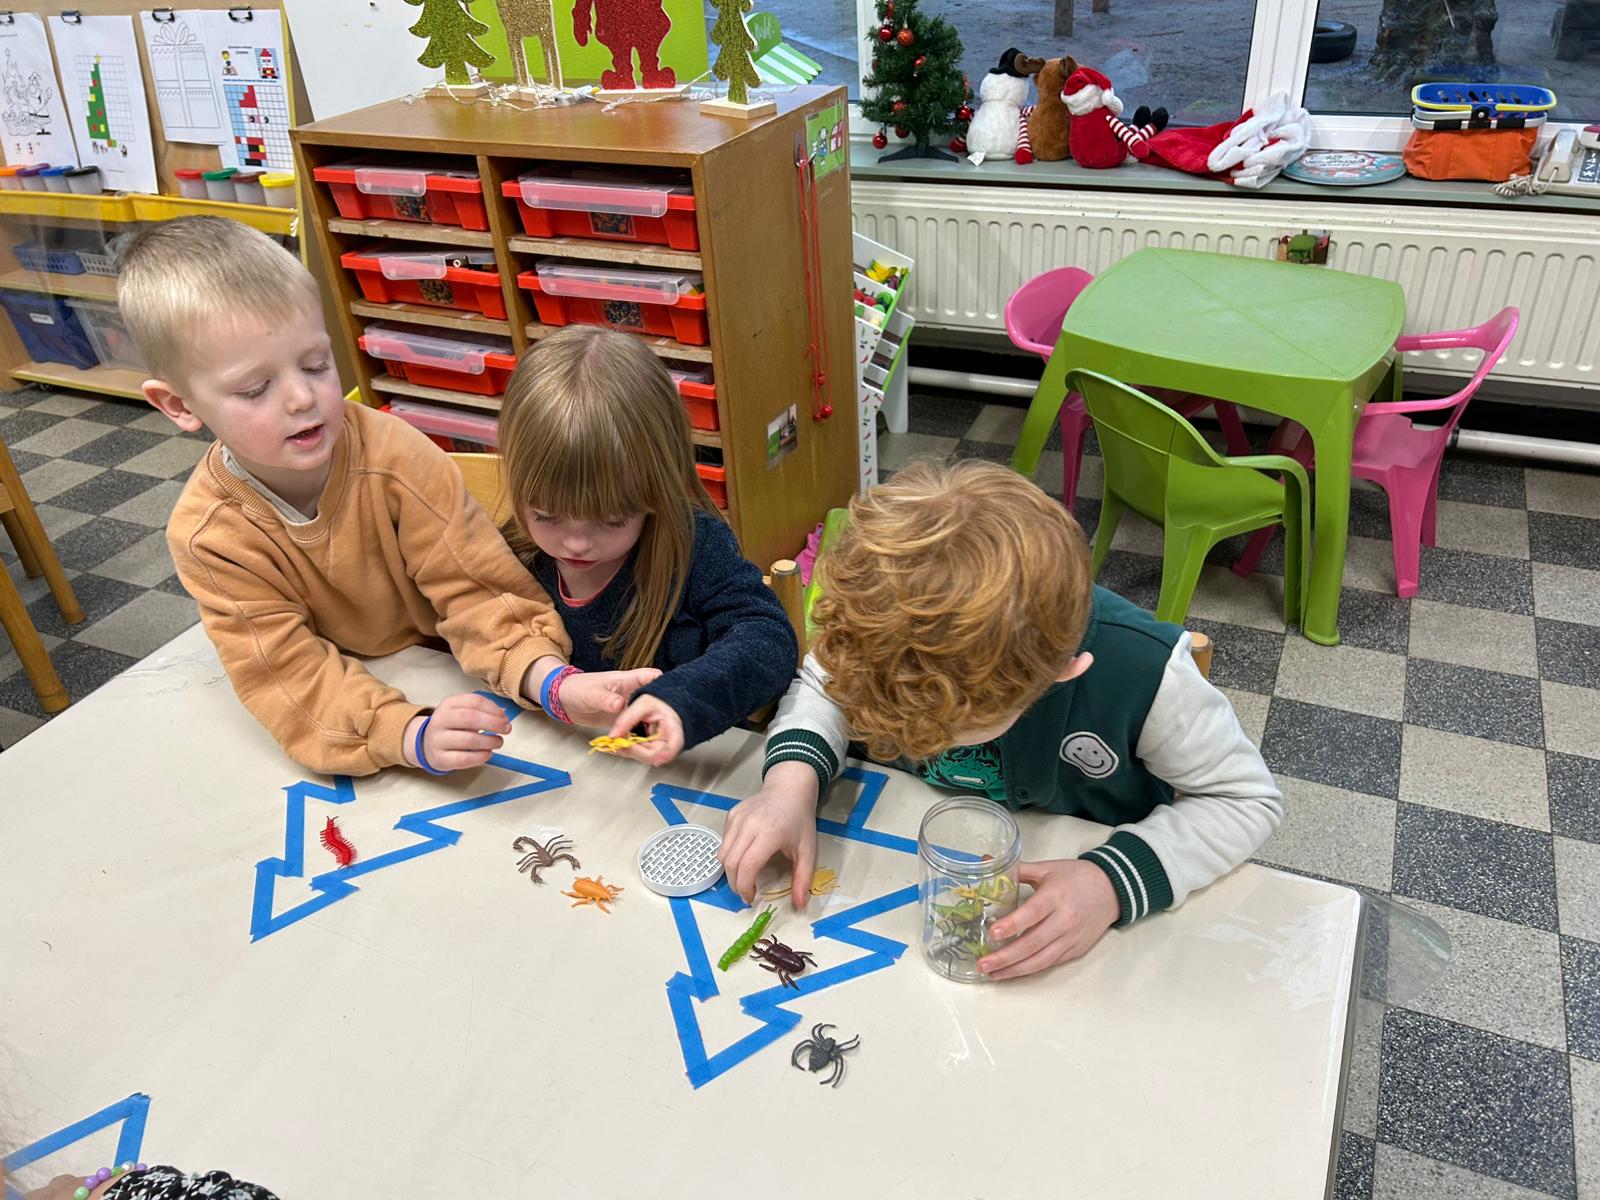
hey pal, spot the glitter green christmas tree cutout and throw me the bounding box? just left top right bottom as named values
left=405, top=0, right=495, bottom=87
left=710, top=0, right=761, bottom=105
left=86, top=56, right=116, bottom=147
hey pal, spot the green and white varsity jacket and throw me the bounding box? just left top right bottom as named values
left=764, top=586, right=1284, bottom=927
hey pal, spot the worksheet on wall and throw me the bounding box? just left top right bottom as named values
left=139, top=10, right=227, bottom=146
left=199, top=8, right=292, bottom=171
left=47, top=13, right=159, bottom=193
left=0, top=13, right=79, bottom=168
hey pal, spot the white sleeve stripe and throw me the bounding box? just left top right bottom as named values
left=1098, top=843, right=1151, bottom=919
left=1083, top=848, right=1139, bottom=922
left=766, top=742, right=836, bottom=777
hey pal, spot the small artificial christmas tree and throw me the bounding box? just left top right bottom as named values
left=710, top=0, right=762, bottom=106
left=860, top=0, right=970, bottom=162
left=405, top=0, right=495, bottom=88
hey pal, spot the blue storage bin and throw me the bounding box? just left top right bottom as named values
left=0, top=289, right=98, bottom=369
left=13, top=240, right=86, bottom=275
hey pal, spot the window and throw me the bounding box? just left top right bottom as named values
left=1305, top=0, right=1600, bottom=122
left=757, top=0, right=862, bottom=99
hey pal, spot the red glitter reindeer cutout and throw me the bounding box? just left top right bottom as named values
left=573, top=0, right=676, bottom=90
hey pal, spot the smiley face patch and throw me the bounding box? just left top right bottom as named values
left=1060, top=732, right=1119, bottom=779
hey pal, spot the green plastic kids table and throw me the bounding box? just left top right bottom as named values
left=1011, top=248, right=1406, bottom=646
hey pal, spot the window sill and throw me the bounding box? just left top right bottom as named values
left=849, top=144, right=1600, bottom=216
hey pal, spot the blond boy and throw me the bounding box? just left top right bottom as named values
left=120, top=218, right=653, bottom=775
left=720, top=460, right=1283, bottom=979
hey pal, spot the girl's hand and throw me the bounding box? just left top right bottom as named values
left=605, top=694, right=684, bottom=766
left=403, top=693, right=513, bottom=772
left=719, top=763, right=821, bottom=908
left=557, top=667, right=662, bottom=727
left=977, top=859, right=1120, bottom=980
left=24, top=1174, right=118, bottom=1200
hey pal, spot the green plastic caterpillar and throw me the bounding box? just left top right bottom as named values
left=718, top=904, right=776, bottom=971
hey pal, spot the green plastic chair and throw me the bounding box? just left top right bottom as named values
left=1071, top=370, right=1311, bottom=629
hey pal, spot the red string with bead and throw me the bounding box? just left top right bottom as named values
left=795, top=150, right=833, bottom=421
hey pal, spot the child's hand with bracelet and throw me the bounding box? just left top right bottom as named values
left=524, top=657, right=662, bottom=729
left=401, top=692, right=513, bottom=774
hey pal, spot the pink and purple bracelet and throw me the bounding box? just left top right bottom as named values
left=75, top=1163, right=147, bottom=1199
left=540, top=664, right=582, bottom=724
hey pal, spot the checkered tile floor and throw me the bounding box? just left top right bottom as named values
left=4, top=382, right=1599, bottom=1197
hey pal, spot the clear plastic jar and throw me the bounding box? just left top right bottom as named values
left=918, top=796, right=1021, bottom=983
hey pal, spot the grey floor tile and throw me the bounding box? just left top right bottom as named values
left=1393, top=804, right=1557, bottom=931
left=876, top=431, right=958, bottom=473
left=17, top=457, right=103, bottom=504
left=63, top=427, right=169, bottom=469
left=5, top=446, right=47, bottom=476
left=1437, top=454, right=1527, bottom=510
left=93, top=530, right=179, bottom=589
left=1555, top=836, right=1600, bottom=944
left=75, top=590, right=199, bottom=660
left=1072, top=495, right=1101, bottom=539
left=1543, top=681, right=1600, bottom=760
left=104, top=477, right=185, bottom=528
left=1276, top=638, right=1407, bottom=720
left=1564, top=937, right=1600, bottom=1062
left=1398, top=725, right=1549, bottom=831
left=1415, top=546, right=1534, bottom=616
left=1262, top=699, right=1403, bottom=799
left=155, top=573, right=191, bottom=598
left=1407, top=600, right=1538, bottom=679
left=74, top=399, right=150, bottom=426
left=0, top=624, right=60, bottom=681
left=1400, top=899, right=1566, bottom=1050
left=1218, top=686, right=1270, bottom=746
left=1532, top=562, right=1600, bottom=627
left=1433, top=500, right=1530, bottom=561
left=1404, top=659, right=1545, bottom=749
left=1094, top=549, right=1161, bottom=612
left=1100, top=508, right=1169, bottom=560
left=12, top=416, right=115, bottom=457
left=0, top=408, right=64, bottom=444
left=952, top=439, right=1014, bottom=468
left=1344, top=997, right=1383, bottom=1137
left=1376, top=1008, right=1575, bottom=1197
left=129, top=409, right=183, bottom=436
left=0, top=385, right=41, bottom=408
left=0, top=703, right=45, bottom=748
left=1572, top=1056, right=1600, bottom=1198
left=48, top=468, right=163, bottom=517
left=1332, top=588, right=1411, bottom=656
left=1186, top=562, right=1294, bottom=633
left=1343, top=535, right=1405, bottom=595
left=1372, top=1144, right=1558, bottom=1200
left=46, top=517, right=152, bottom=573
left=1025, top=449, right=1067, bottom=498
left=962, top=403, right=1027, bottom=446
left=1185, top=617, right=1283, bottom=695
left=29, top=392, right=100, bottom=417
left=905, top=393, right=985, bottom=439
left=1549, top=753, right=1600, bottom=844
left=1335, top=1131, right=1375, bottom=1200
left=1536, top=618, right=1600, bottom=690
left=1256, top=775, right=1396, bottom=891
left=0, top=640, right=138, bottom=717
left=25, top=572, right=142, bottom=639
left=1347, top=484, right=1395, bottom=541
left=1525, top=464, right=1600, bottom=520
left=116, top=436, right=210, bottom=480
left=1529, top=512, right=1600, bottom=572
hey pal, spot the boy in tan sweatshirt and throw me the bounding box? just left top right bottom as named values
left=119, top=217, right=656, bottom=776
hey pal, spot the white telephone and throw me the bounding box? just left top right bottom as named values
left=1497, top=125, right=1600, bottom=196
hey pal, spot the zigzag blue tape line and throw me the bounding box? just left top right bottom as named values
left=249, top=750, right=570, bottom=941
left=2, top=1092, right=150, bottom=1179
left=650, top=768, right=922, bottom=1089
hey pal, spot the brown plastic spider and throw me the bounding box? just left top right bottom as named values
left=511, top=834, right=581, bottom=885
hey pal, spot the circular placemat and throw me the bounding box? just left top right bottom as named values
left=1284, top=151, right=1406, bottom=187
left=638, top=823, right=725, bottom=897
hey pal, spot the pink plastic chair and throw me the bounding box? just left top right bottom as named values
left=1233, top=307, right=1520, bottom=598
left=1005, top=266, right=1252, bottom=509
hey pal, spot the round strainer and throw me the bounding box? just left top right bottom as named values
left=637, top=823, right=725, bottom=897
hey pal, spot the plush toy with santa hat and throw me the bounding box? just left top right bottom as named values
left=1061, top=64, right=1168, bottom=169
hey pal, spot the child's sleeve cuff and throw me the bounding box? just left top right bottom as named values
left=1079, top=830, right=1174, bottom=927
left=763, top=729, right=839, bottom=799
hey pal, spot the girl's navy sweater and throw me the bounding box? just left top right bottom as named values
left=530, top=510, right=799, bottom=749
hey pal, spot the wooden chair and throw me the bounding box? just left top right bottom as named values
left=1, top=435, right=84, bottom=714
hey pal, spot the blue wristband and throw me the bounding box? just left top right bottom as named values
left=538, top=667, right=560, bottom=716
left=413, top=715, right=449, bottom=776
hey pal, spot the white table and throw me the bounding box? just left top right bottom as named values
left=1, top=626, right=1362, bottom=1198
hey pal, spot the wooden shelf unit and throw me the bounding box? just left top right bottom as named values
left=295, top=87, right=856, bottom=568
left=349, top=299, right=513, bottom=336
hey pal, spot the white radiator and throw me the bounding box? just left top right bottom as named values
left=852, top=180, right=1600, bottom=396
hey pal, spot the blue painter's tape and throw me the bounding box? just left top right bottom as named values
left=473, top=689, right=525, bottom=725
left=1, top=1093, right=150, bottom=1177
left=839, top=765, right=887, bottom=830
left=250, top=753, right=570, bottom=942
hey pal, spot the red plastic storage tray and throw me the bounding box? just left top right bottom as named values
left=342, top=243, right=506, bottom=319
left=502, top=171, right=698, bottom=250
left=313, top=163, right=488, bottom=230
left=668, top=363, right=717, bottom=430
left=383, top=400, right=500, bottom=452
left=517, top=261, right=707, bottom=345
left=696, top=463, right=727, bottom=508
left=359, top=323, right=517, bottom=396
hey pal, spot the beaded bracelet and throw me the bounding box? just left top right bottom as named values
left=540, top=665, right=582, bottom=725
left=412, top=715, right=449, bottom=776
left=74, top=1162, right=147, bottom=1199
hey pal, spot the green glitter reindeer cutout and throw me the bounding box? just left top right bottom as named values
left=405, top=0, right=495, bottom=88
left=709, top=0, right=761, bottom=107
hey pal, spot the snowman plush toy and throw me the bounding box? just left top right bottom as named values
left=966, top=47, right=1042, bottom=165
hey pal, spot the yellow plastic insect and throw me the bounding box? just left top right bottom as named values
left=588, top=733, right=658, bottom=755
left=761, top=867, right=840, bottom=899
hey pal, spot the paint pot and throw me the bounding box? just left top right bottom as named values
left=233, top=170, right=266, bottom=206
left=18, top=166, right=50, bottom=192
left=260, top=172, right=296, bottom=208
left=64, top=166, right=102, bottom=195
left=203, top=167, right=238, bottom=202
left=175, top=168, right=206, bottom=199
left=0, top=165, right=25, bottom=191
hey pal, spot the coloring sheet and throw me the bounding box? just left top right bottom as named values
left=48, top=13, right=159, bottom=193
left=200, top=8, right=292, bottom=171
left=140, top=10, right=226, bottom=145
left=0, top=13, right=79, bottom=168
